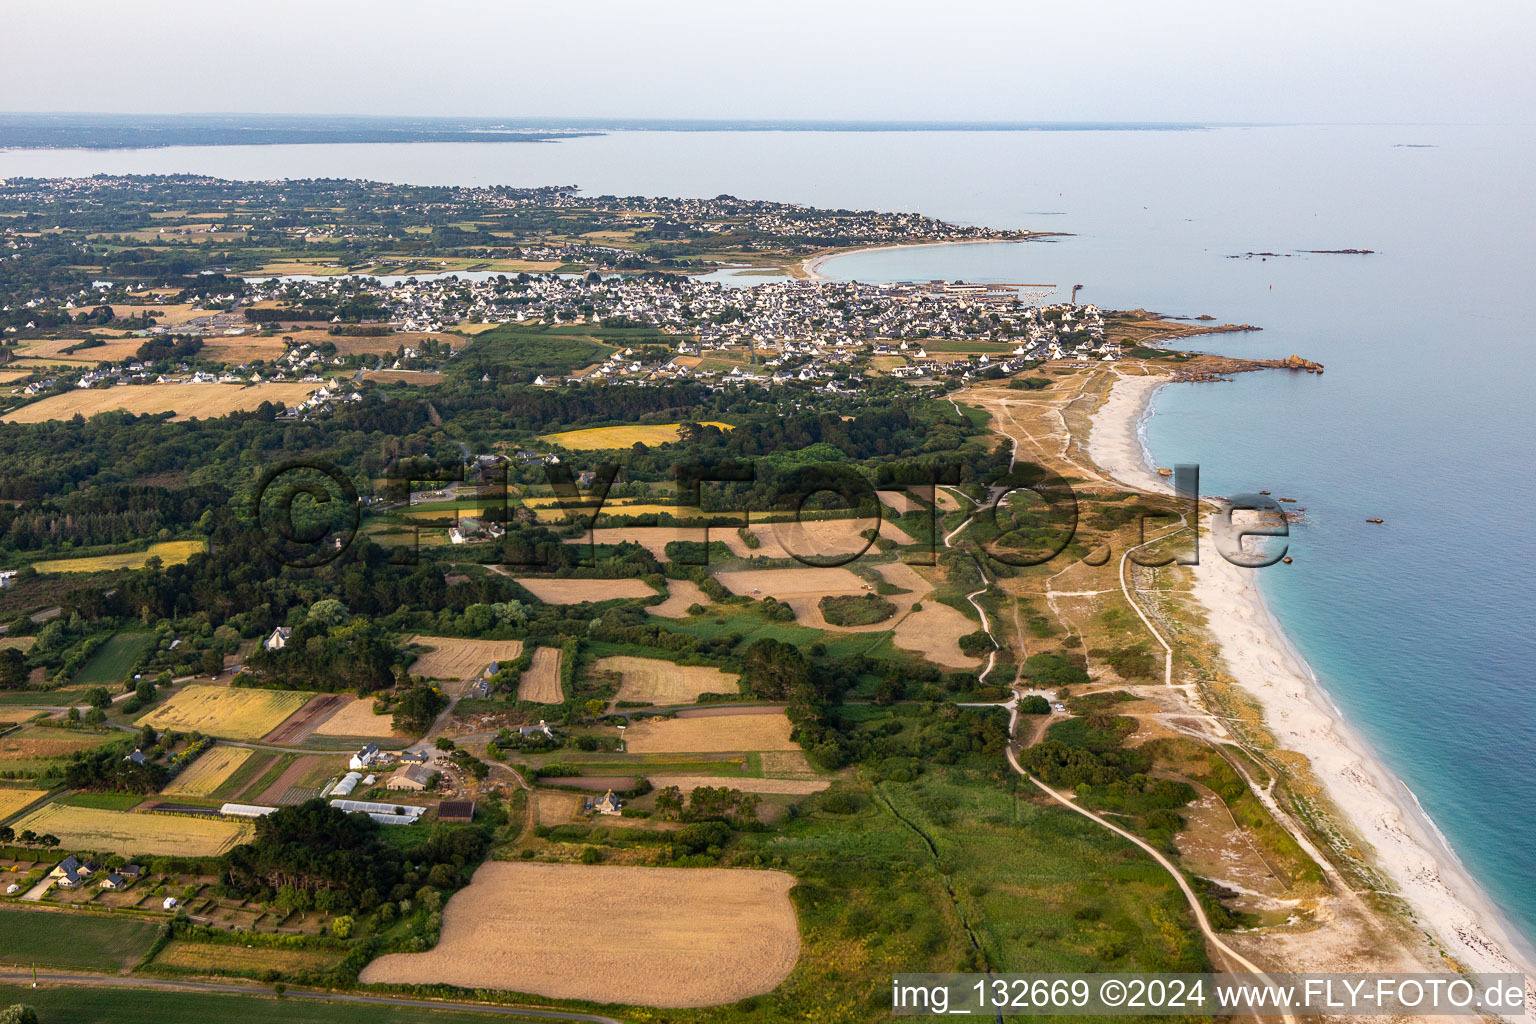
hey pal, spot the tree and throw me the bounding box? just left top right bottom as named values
left=199, top=648, right=222, bottom=676
left=0, top=649, right=27, bottom=690
left=83, top=686, right=112, bottom=709
left=1019, top=695, right=1051, bottom=715
left=0, top=1004, right=39, bottom=1024
left=331, top=914, right=354, bottom=939
left=0, top=826, right=13, bottom=844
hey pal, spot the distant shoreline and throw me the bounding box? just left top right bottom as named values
left=800, top=238, right=1052, bottom=282
left=1087, top=371, right=1536, bottom=985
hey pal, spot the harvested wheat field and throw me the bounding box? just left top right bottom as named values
left=517, top=647, right=563, bottom=704
left=538, top=422, right=733, bottom=450
left=623, top=711, right=799, bottom=753
left=197, top=336, right=287, bottom=363
left=647, top=775, right=828, bottom=795
left=162, top=746, right=253, bottom=797
left=363, top=369, right=445, bottom=385
left=136, top=685, right=315, bottom=741
left=0, top=788, right=49, bottom=819
left=311, top=697, right=403, bottom=737
left=561, top=525, right=708, bottom=561
left=0, top=636, right=37, bottom=652
left=262, top=694, right=350, bottom=745
left=12, top=803, right=252, bottom=857
left=514, top=578, right=656, bottom=604
left=155, top=940, right=341, bottom=975
left=596, top=656, right=739, bottom=704
left=408, top=637, right=523, bottom=680
left=647, top=579, right=710, bottom=618
left=2, top=382, right=325, bottom=423
left=0, top=726, right=117, bottom=760
left=533, top=789, right=582, bottom=825
left=713, top=566, right=866, bottom=625
left=892, top=599, right=981, bottom=669
left=753, top=517, right=915, bottom=560
left=359, top=862, right=798, bottom=1007
left=32, top=539, right=205, bottom=574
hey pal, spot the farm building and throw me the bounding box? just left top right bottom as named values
left=350, top=743, right=381, bottom=771
left=220, top=802, right=278, bottom=818
left=437, top=800, right=476, bottom=823
left=326, top=771, right=365, bottom=798
left=588, top=790, right=623, bottom=816
left=101, top=873, right=126, bottom=889
left=264, top=626, right=292, bottom=651
left=519, top=720, right=556, bottom=740
left=385, top=764, right=435, bottom=791
left=331, top=798, right=427, bottom=825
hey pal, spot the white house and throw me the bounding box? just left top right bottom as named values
left=264, top=626, right=292, bottom=651
left=349, top=743, right=380, bottom=771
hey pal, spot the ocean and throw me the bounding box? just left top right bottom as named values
left=4, top=124, right=1533, bottom=943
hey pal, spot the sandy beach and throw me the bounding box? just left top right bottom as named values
left=800, top=238, right=1037, bottom=281
left=1088, top=370, right=1536, bottom=987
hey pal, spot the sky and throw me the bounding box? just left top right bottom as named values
left=3, top=0, right=1533, bottom=125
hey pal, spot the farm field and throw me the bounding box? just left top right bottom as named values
left=254, top=754, right=328, bottom=805
left=647, top=578, right=710, bottom=618
left=0, top=907, right=162, bottom=971
left=363, top=369, right=444, bottom=385
left=153, top=939, right=343, bottom=975
left=0, top=725, right=118, bottom=761
left=516, top=646, right=562, bottom=704
left=161, top=746, right=252, bottom=798
left=32, top=539, right=205, bottom=574
left=262, top=694, right=349, bottom=744
left=596, top=655, right=739, bottom=704
left=750, top=517, right=916, bottom=559
left=1, top=381, right=325, bottom=423
left=0, top=636, right=36, bottom=652
left=197, top=336, right=287, bottom=362
left=513, top=578, right=655, bottom=603
left=622, top=711, right=800, bottom=753
left=359, top=862, right=799, bottom=1007
left=714, top=566, right=867, bottom=625
left=10, top=803, right=252, bottom=856
left=645, top=775, right=828, bottom=795
left=0, top=787, right=49, bottom=819
left=408, top=637, right=523, bottom=681
left=71, top=632, right=154, bottom=687
left=538, top=421, right=733, bottom=450
left=136, top=685, right=315, bottom=740
left=0, top=983, right=580, bottom=1024
left=310, top=697, right=403, bottom=737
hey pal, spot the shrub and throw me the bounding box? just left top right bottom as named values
left=818, top=594, right=897, bottom=626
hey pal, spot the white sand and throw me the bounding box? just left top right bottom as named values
left=801, top=239, right=1034, bottom=282
left=1088, top=371, right=1536, bottom=985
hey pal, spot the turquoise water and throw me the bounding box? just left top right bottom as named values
left=5, top=125, right=1533, bottom=944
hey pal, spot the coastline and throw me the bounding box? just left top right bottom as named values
left=800, top=238, right=1037, bottom=282
left=1087, top=370, right=1536, bottom=985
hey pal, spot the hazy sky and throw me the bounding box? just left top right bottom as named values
left=4, top=0, right=1532, bottom=124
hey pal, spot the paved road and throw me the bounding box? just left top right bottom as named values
left=0, top=969, right=625, bottom=1024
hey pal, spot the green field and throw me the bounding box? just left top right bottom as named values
left=0, top=986, right=559, bottom=1024
left=0, top=908, right=161, bottom=971
left=72, top=633, right=154, bottom=688
left=452, top=323, right=616, bottom=378
left=52, top=791, right=145, bottom=811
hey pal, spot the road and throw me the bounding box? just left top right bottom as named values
left=0, top=969, right=625, bottom=1024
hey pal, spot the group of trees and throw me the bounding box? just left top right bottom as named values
left=220, top=800, right=489, bottom=911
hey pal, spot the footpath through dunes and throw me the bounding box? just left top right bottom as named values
left=517, top=646, right=564, bottom=704
left=358, top=862, right=799, bottom=1007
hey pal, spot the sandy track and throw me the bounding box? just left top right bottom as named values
left=359, top=862, right=799, bottom=1007
left=517, top=647, right=564, bottom=704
